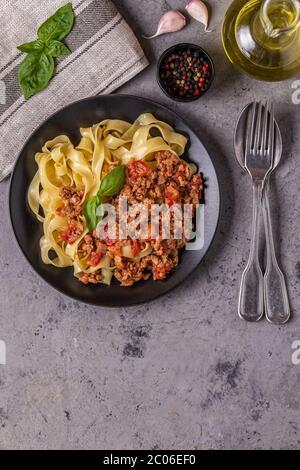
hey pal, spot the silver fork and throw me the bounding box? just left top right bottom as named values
left=238, top=102, right=273, bottom=322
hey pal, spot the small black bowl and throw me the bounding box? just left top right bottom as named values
left=157, top=43, right=215, bottom=102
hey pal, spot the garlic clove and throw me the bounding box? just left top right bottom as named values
left=143, top=10, right=186, bottom=39
left=185, top=0, right=211, bottom=32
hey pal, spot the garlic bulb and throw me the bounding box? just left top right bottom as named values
left=143, top=11, right=186, bottom=39
left=185, top=0, right=211, bottom=32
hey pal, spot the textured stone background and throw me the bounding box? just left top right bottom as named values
left=0, top=0, right=300, bottom=450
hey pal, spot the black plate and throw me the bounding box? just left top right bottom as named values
left=9, top=95, right=220, bottom=307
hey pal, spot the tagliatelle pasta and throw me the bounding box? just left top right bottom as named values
left=28, top=113, right=189, bottom=285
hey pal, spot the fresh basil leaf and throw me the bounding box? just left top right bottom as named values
left=18, top=52, right=55, bottom=100
left=17, top=40, right=44, bottom=53
left=83, top=196, right=98, bottom=231
left=37, top=3, right=74, bottom=43
left=84, top=195, right=102, bottom=231
left=17, top=3, right=74, bottom=99
left=98, top=166, right=125, bottom=197
left=46, top=40, right=71, bottom=57
left=84, top=166, right=125, bottom=230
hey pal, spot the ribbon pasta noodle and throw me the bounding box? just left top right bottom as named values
left=28, top=113, right=188, bottom=285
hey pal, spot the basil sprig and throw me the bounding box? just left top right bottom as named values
left=84, top=166, right=126, bottom=231
left=84, top=195, right=101, bottom=233
left=17, top=3, right=74, bottom=99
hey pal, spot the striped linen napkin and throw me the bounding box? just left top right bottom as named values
left=0, top=0, right=148, bottom=181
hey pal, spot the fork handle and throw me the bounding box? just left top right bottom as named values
left=263, top=185, right=290, bottom=324
left=238, top=180, right=264, bottom=321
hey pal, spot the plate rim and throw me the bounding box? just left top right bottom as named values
left=8, top=94, right=221, bottom=307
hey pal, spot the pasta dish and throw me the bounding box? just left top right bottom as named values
left=28, top=113, right=203, bottom=286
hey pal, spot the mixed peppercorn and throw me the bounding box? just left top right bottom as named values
left=159, top=47, right=213, bottom=100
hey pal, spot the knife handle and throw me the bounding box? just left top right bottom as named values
left=263, top=186, right=290, bottom=324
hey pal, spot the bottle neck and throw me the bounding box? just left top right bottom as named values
left=258, top=0, right=299, bottom=39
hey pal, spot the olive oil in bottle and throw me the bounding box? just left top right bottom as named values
left=222, top=0, right=300, bottom=81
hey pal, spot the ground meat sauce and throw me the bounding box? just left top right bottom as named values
left=57, top=187, right=84, bottom=244
left=57, top=151, right=203, bottom=286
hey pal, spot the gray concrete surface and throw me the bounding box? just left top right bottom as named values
left=0, top=0, right=300, bottom=450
